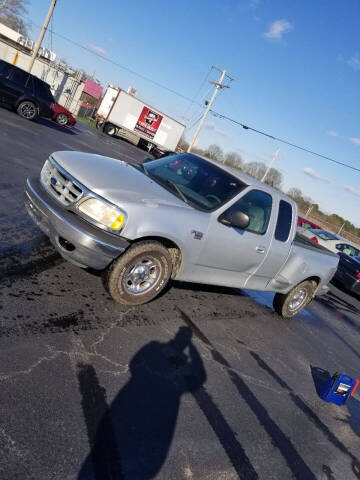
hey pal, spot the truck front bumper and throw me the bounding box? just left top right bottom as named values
left=25, top=177, right=129, bottom=270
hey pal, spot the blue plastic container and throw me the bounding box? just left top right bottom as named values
left=320, top=373, right=356, bottom=406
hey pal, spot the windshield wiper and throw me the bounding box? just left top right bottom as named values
left=159, top=178, right=189, bottom=205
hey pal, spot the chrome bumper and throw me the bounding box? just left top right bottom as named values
left=25, top=177, right=129, bottom=270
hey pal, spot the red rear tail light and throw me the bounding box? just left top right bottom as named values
left=356, top=273, right=360, bottom=279
left=311, top=236, right=319, bottom=243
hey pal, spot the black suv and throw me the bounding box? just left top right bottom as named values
left=0, top=60, right=55, bottom=121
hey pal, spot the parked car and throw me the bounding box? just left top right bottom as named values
left=333, top=253, right=360, bottom=296
left=300, top=228, right=359, bottom=255
left=0, top=60, right=55, bottom=121
left=151, top=146, right=176, bottom=159
left=25, top=152, right=339, bottom=318
left=297, top=216, right=321, bottom=231
left=52, top=103, right=76, bottom=127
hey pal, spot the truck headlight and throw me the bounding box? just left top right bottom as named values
left=78, top=198, right=126, bottom=232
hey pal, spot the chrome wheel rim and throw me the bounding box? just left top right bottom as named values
left=289, top=288, right=307, bottom=311
left=123, top=257, right=161, bottom=294
left=107, top=126, right=115, bottom=135
left=20, top=103, right=36, bottom=119
left=57, top=113, right=68, bottom=125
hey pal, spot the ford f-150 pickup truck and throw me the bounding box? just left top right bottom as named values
left=25, top=152, right=339, bottom=318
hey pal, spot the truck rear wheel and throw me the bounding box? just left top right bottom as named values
left=273, top=280, right=316, bottom=318
left=103, top=241, right=172, bottom=305
left=104, top=123, right=117, bottom=136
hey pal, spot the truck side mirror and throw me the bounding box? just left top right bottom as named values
left=218, top=209, right=250, bottom=230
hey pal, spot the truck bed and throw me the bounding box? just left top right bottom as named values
left=294, top=233, right=338, bottom=258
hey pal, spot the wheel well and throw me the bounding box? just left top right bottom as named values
left=131, top=236, right=182, bottom=278
left=304, top=276, right=321, bottom=296
left=16, top=98, right=39, bottom=109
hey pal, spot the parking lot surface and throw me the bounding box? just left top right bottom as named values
left=1, top=107, right=360, bottom=480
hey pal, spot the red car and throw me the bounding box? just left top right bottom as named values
left=297, top=216, right=321, bottom=230
left=52, top=103, right=76, bottom=127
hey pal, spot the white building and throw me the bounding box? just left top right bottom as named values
left=0, top=22, right=84, bottom=114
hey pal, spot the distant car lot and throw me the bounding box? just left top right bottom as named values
left=1, top=106, right=360, bottom=479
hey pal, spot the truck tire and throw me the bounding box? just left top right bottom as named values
left=104, top=123, right=116, bottom=136
left=273, top=280, right=316, bottom=318
left=103, top=241, right=172, bottom=305
left=17, top=100, right=38, bottom=120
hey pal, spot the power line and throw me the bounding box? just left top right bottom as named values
left=32, top=23, right=202, bottom=107
left=34, top=22, right=359, bottom=173
left=211, top=110, right=360, bottom=173
left=183, top=67, right=213, bottom=121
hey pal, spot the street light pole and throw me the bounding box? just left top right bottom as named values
left=28, top=0, right=57, bottom=73
left=187, top=66, right=233, bottom=152
left=261, top=148, right=280, bottom=183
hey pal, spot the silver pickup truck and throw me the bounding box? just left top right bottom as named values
left=25, top=151, right=339, bottom=318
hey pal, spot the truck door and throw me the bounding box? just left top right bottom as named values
left=246, top=199, right=294, bottom=290
left=195, top=189, right=274, bottom=289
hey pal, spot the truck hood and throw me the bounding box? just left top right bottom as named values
left=52, top=151, right=191, bottom=209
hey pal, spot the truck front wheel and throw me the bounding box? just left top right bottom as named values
left=104, top=123, right=117, bottom=136
left=273, top=280, right=316, bottom=318
left=103, top=241, right=172, bottom=305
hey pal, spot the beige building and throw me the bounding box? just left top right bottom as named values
left=0, top=22, right=84, bottom=114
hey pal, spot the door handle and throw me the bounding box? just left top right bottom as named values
left=256, top=246, right=266, bottom=254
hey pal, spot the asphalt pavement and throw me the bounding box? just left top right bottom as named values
left=1, top=106, right=360, bottom=480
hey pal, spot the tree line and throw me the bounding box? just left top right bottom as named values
left=178, top=139, right=360, bottom=239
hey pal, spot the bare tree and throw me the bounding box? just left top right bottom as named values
left=224, top=152, right=243, bottom=170
left=204, top=144, right=224, bottom=162
left=0, top=0, right=28, bottom=35
left=243, top=161, right=266, bottom=180
left=264, top=167, right=283, bottom=189
left=287, top=187, right=303, bottom=201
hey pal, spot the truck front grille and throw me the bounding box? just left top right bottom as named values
left=41, top=159, right=83, bottom=206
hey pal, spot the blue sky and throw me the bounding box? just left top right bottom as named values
left=27, top=0, right=360, bottom=226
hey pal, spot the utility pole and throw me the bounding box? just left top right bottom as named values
left=338, top=222, right=345, bottom=235
left=188, top=66, right=233, bottom=152
left=28, top=0, right=57, bottom=73
left=261, top=148, right=280, bottom=183
left=305, top=204, right=313, bottom=217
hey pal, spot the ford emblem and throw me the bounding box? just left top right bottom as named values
left=50, top=177, right=57, bottom=186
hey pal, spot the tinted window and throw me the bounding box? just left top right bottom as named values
left=10, top=69, right=29, bottom=86
left=336, top=244, right=360, bottom=257
left=35, top=78, right=54, bottom=101
left=275, top=200, right=293, bottom=241
left=310, top=229, right=339, bottom=240
left=227, top=189, right=272, bottom=234
left=0, top=62, right=10, bottom=76
left=300, top=221, right=311, bottom=230
left=143, top=154, right=246, bottom=211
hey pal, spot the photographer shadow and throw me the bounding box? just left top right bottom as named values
left=77, top=327, right=206, bottom=480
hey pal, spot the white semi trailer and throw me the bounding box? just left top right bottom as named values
left=96, top=86, right=185, bottom=152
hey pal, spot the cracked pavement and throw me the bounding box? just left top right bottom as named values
left=1, top=107, right=360, bottom=479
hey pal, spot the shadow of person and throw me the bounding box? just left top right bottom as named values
left=77, top=326, right=206, bottom=480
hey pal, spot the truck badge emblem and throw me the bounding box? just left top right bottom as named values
left=50, top=177, right=57, bottom=186
left=192, top=230, right=203, bottom=240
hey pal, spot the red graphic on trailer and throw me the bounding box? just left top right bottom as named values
left=134, top=107, right=163, bottom=139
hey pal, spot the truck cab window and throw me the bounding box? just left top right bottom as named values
left=275, top=200, right=293, bottom=242
left=227, top=189, right=272, bottom=234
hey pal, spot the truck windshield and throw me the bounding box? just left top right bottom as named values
left=143, top=153, right=246, bottom=211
